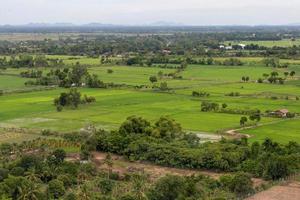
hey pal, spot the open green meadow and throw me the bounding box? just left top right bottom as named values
left=1, top=56, right=300, bottom=144
left=0, top=74, right=37, bottom=92
left=241, top=118, right=300, bottom=144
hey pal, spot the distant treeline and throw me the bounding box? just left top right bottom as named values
left=1, top=31, right=300, bottom=58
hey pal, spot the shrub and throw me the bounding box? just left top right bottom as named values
left=220, top=172, right=254, bottom=197
left=48, top=179, right=65, bottom=199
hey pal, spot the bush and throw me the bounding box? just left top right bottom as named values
left=97, top=178, right=115, bottom=194
left=159, top=82, right=169, bottom=91
left=54, top=89, right=96, bottom=111
left=226, top=92, right=240, bottom=97
left=0, top=168, right=9, bottom=181
left=192, top=91, right=210, bottom=97
left=147, top=175, right=186, bottom=200
left=286, top=112, right=296, bottom=118
left=201, top=101, right=219, bottom=112
left=220, top=172, right=254, bottom=197
left=56, top=105, right=63, bottom=112
left=48, top=179, right=66, bottom=199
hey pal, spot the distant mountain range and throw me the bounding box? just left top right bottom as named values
left=20, top=23, right=116, bottom=27
left=0, top=21, right=187, bottom=27
left=1, top=22, right=300, bottom=28
left=287, top=23, right=300, bottom=26
left=148, top=21, right=186, bottom=26
left=26, top=23, right=75, bottom=27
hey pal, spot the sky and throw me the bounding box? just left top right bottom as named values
left=0, top=0, right=300, bottom=25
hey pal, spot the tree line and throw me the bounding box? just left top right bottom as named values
left=82, top=116, right=300, bottom=181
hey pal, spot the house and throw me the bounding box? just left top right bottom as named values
left=225, top=46, right=233, bottom=50
left=238, top=44, right=246, bottom=49
left=162, top=49, right=171, bottom=54
left=219, top=45, right=233, bottom=50
left=273, top=109, right=289, bottom=118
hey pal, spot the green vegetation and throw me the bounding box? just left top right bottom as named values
left=1, top=27, right=300, bottom=199
left=1, top=117, right=299, bottom=199
left=84, top=116, right=300, bottom=181
left=0, top=59, right=300, bottom=143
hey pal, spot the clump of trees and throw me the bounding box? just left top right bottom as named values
left=222, top=58, right=244, bottom=66
left=26, top=63, right=108, bottom=88
left=240, top=116, right=248, bottom=126
left=201, top=101, right=262, bottom=118
left=107, top=69, right=114, bottom=74
left=83, top=116, right=300, bottom=182
left=262, top=58, right=280, bottom=68
left=149, top=76, right=158, bottom=84
left=124, top=56, right=244, bottom=68
left=159, top=82, right=169, bottom=91
left=262, top=58, right=289, bottom=68
left=226, top=92, right=241, bottom=97
left=85, top=74, right=105, bottom=88
left=192, top=91, right=210, bottom=97
left=201, top=101, right=219, bottom=111
left=54, top=88, right=96, bottom=111
left=1, top=55, right=65, bottom=68
left=240, top=111, right=261, bottom=126
left=249, top=111, right=261, bottom=122
left=20, top=70, right=43, bottom=78
left=257, top=71, right=293, bottom=85
left=118, top=116, right=183, bottom=141
left=242, top=76, right=250, bottom=82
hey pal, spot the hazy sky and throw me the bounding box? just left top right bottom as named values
left=1, top=0, right=300, bottom=25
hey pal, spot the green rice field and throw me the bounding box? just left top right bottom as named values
left=1, top=56, right=300, bottom=143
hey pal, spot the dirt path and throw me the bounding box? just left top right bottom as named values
left=247, top=181, right=300, bottom=200
left=67, top=152, right=224, bottom=180
left=225, top=126, right=255, bottom=139
left=66, top=152, right=266, bottom=187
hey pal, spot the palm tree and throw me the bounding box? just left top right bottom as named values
left=77, top=172, right=88, bottom=185
left=17, top=183, right=40, bottom=200
left=131, top=173, right=148, bottom=200
left=25, top=169, right=41, bottom=183
left=77, top=184, right=91, bottom=200
left=104, top=153, right=113, bottom=179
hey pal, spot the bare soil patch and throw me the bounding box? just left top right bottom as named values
left=247, top=181, right=300, bottom=200
left=67, top=151, right=266, bottom=186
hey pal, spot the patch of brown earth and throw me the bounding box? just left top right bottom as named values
left=247, top=181, right=300, bottom=200
left=66, top=152, right=266, bottom=187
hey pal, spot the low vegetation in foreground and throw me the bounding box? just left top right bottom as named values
left=1, top=116, right=300, bottom=200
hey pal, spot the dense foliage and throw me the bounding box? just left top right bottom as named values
left=83, top=116, right=300, bottom=180
left=54, top=88, right=96, bottom=111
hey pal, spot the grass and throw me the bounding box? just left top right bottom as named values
left=89, top=65, right=173, bottom=85
left=1, top=55, right=300, bottom=143
left=0, top=88, right=244, bottom=133
left=0, top=75, right=35, bottom=91
left=242, top=118, right=300, bottom=144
